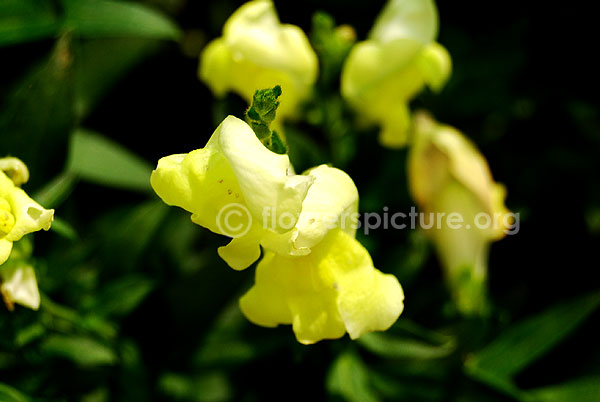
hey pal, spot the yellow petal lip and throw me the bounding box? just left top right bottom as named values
left=240, top=229, right=404, bottom=344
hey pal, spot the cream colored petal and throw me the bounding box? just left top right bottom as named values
left=0, top=263, right=40, bottom=310
left=261, top=165, right=358, bottom=255
left=217, top=116, right=313, bottom=233
left=4, top=188, right=53, bottom=242
left=369, top=0, right=438, bottom=44
left=431, top=124, right=494, bottom=212
left=417, top=42, right=452, bottom=92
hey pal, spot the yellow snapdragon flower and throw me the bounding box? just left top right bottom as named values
left=151, top=116, right=358, bottom=270
left=407, top=113, right=512, bottom=314
left=240, top=228, right=404, bottom=344
left=152, top=114, right=405, bottom=343
left=199, top=0, right=318, bottom=119
left=0, top=157, right=54, bottom=310
left=341, top=0, right=451, bottom=148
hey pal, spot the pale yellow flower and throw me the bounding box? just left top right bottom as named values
left=407, top=113, right=512, bottom=314
left=150, top=116, right=359, bottom=270
left=240, top=228, right=404, bottom=344
left=341, top=0, right=451, bottom=148
left=199, top=0, right=318, bottom=119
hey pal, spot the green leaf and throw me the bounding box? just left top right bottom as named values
left=0, top=383, right=31, bottom=402
left=531, top=376, right=600, bottom=402
left=67, top=129, right=153, bottom=192
left=0, top=0, right=60, bottom=47
left=40, top=335, right=118, bottom=366
left=158, top=372, right=232, bottom=402
left=326, top=351, right=379, bottom=402
left=63, top=0, right=181, bottom=40
left=88, top=274, right=155, bottom=317
left=466, top=292, right=600, bottom=379
left=0, top=34, right=74, bottom=188
left=49, top=216, right=79, bottom=240
left=33, top=172, right=77, bottom=209
left=99, top=201, right=169, bottom=270
left=358, top=332, right=455, bottom=360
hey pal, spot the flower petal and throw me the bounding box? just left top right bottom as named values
left=239, top=252, right=293, bottom=327
left=369, top=0, right=438, bottom=44
left=241, top=229, right=404, bottom=343
left=217, top=116, right=313, bottom=233
left=4, top=187, right=54, bottom=242
left=418, top=42, right=452, bottom=92
left=217, top=231, right=262, bottom=271
left=0, top=263, right=40, bottom=311
left=261, top=165, right=358, bottom=255
left=199, top=38, right=233, bottom=97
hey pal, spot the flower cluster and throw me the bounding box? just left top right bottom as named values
left=0, top=157, right=54, bottom=311
left=151, top=113, right=404, bottom=344
left=152, top=0, right=513, bottom=341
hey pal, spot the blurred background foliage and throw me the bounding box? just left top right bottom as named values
left=1, top=0, right=599, bottom=401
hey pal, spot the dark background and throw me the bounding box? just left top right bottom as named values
left=1, top=0, right=599, bottom=401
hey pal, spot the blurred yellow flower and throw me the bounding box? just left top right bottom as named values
left=240, top=228, right=404, bottom=344
left=199, top=0, right=318, bottom=119
left=407, top=113, right=512, bottom=314
left=341, top=0, right=451, bottom=148
left=0, top=157, right=54, bottom=267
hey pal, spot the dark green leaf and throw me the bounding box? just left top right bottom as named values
left=0, top=383, right=31, bottom=402
left=358, top=332, right=455, bottom=360
left=466, top=292, right=600, bottom=378
left=326, top=351, right=379, bottom=402
left=531, top=376, right=600, bottom=402
left=40, top=335, right=118, bottom=366
left=67, top=129, right=153, bottom=192
left=63, top=0, right=181, bottom=40
left=0, top=0, right=59, bottom=47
